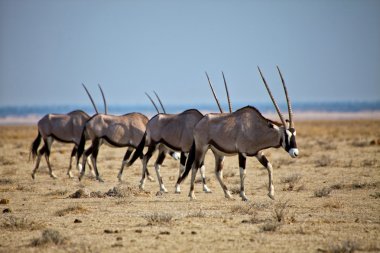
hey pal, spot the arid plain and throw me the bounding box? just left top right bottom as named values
left=0, top=120, right=379, bottom=252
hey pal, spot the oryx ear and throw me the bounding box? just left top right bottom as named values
left=268, top=122, right=279, bottom=130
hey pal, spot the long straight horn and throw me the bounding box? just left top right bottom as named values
left=222, top=71, right=232, bottom=113
left=82, top=83, right=99, bottom=114
left=257, top=67, right=286, bottom=127
left=145, top=92, right=160, bottom=114
left=153, top=91, right=166, bottom=114
left=276, top=66, right=293, bottom=128
left=205, top=72, right=224, bottom=113
left=98, top=84, right=108, bottom=115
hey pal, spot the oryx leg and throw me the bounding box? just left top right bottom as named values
left=67, top=146, right=77, bottom=178
left=214, top=153, right=232, bottom=199
left=188, top=149, right=207, bottom=200
left=139, top=144, right=156, bottom=189
left=90, top=138, right=103, bottom=182
left=31, top=145, right=46, bottom=179
left=175, top=152, right=187, bottom=193
left=200, top=162, right=211, bottom=193
left=256, top=151, right=274, bottom=200
left=154, top=150, right=168, bottom=193
left=43, top=137, right=57, bottom=179
left=79, top=144, right=94, bottom=181
left=117, top=147, right=133, bottom=182
left=238, top=153, right=248, bottom=201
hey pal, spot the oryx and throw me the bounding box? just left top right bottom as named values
left=76, top=92, right=178, bottom=182
left=177, top=66, right=299, bottom=201
left=30, top=84, right=107, bottom=179
left=126, top=72, right=232, bottom=193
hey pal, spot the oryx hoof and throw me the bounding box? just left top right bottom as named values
left=97, top=177, right=104, bottom=183
left=117, top=174, right=123, bottom=183
left=31, top=173, right=35, bottom=180
left=175, top=185, right=181, bottom=194
left=189, top=192, right=196, bottom=200
left=50, top=173, right=58, bottom=179
left=225, top=191, right=234, bottom=200
left=268, top=193, right=275, bottom=200
left=147, top=175, right=155, bottom=182
left=139, top=184, right=145, bottom=190
left=67, top=172, right=74, bottom=179
left=203, top=185, right=212, bottom=193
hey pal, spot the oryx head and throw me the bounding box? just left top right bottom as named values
left=258, top=66, right=298, bottom=158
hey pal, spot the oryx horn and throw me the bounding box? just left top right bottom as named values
left=145, top=92, right=160, bottom=114
left=222, top=71, right=232, bottom=113
left=98, top=84, right=108, bottom=115
left=205, top=72, right=224, bottom=113
left=276, top=66, right=294, bottom=128
left=153, top=91, right=166, bottom=114
left=82, top=83, right=99, bottom=114
left=257, top=67, right=287, bottom=127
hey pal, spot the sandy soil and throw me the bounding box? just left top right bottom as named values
left=0, top=120, right=379, bottom=253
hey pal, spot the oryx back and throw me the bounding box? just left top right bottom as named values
left=147, top=109, right=203, bottom=152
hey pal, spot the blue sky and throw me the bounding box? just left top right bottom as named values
left=0, top=0, right=379, bottom=107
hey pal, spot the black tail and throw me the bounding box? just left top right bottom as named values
left=30, top=132, right=41, bottom=162
left=77, top=128, right=86, bottom=162
left=127, top=132, right=146, bottom=167
left=177, top=141, right=196, bottom=184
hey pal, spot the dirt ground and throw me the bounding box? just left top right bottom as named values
left=0, top=120, right=379, bottom=253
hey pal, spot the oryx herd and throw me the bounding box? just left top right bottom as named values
left=30, top=67, right=299, bottom=201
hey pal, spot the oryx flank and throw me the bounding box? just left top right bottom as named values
left=126, top=72, right=232, bottom=193
left=76, top=92, right=176, bottom=182
left=177, top=66, right=299, bottom=201
left=30, top=84, right=107, bottom=179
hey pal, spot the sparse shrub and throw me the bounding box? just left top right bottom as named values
left=31, top=229, right=67, bottom=247
left=144, top=213, right=173, bottom=225
left=260, top=221, right=281, bottom=232
left=330, top=183, right=344, bottom=190
left=1, top=216, right=44, bottom=230
left=314, top=187, right=332, bottom=197
left=315, top=155, right=332, bottom=167
left=229, top=186, right=241, bottom=195
left=351, top=140, right=369, bottom=147
left=360, top=159, right=377, bottom=167
left=272, top=200, right=289, bottom=223
left=55, top=205, right=87, bottom=217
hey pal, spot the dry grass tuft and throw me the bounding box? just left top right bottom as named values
left=323, top=199, right=343, bottom=209
left=1, top=216, right=44, bottom=230
left=144, top=213, right=173, bottom=225
left=0, top=178, right=13, bottom=185
left=230, top=203, right=257, bottom=216
left=272, top=200, right=289, bottom=223
left=105, top=186, right=150, bottom=198
left=55, top=205, right=88, bottom=217
left=315, top=155, right=332, bottom=167
left=186, top=209, right=207, bottom=218
left=314, top=187, right=332, bottom=197
left=370, top=192, right=380, bottom=199
left=351, top=140, right=370, bottom=147
left=31, top=229, right=67, bottom=247
left=260, top=221, right=281, bottom=232
left=326, top=240, right=358, bottom=253
left=281, top=174, right=302, bottom=191
left=45, top=189, right=68, bottom=196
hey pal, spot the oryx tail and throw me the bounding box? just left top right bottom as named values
left=30, top=131, right=42, bottom=161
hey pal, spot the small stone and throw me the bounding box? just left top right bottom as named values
left=135, top=229, right=142, bottom=233
left=191, top=231, right=197, bottom=235
left=0, top=199, right=10, bottom=204
left=3, top=208, right=11, bottom=213
left=181, top=231, right=185, bottom=235
left=104, top=229, right=113, bottom=234
left=111, top=243, right=123, bottom=247
left=159, top=231, right=170, bottom=235
left=74, top=219, right=82, bottom=223
left=116, top=237, right=122, bottom=241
